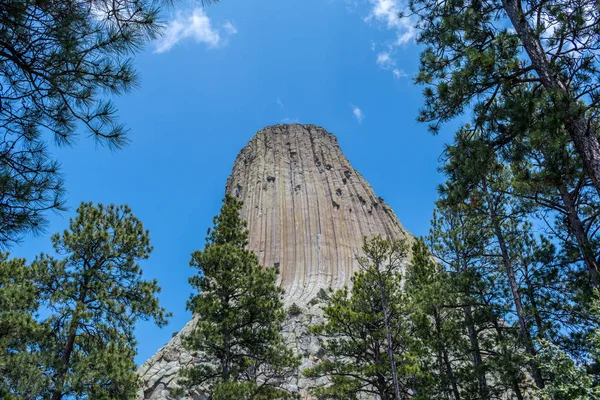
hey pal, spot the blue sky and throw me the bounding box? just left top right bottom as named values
left=10, top=0, right=458, bottom=364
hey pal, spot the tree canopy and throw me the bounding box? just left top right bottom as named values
left=0, top=202, right=169, bottom=399
left=407, top=0, right=600, bottom=195
left=0, top=0, right=172, bottom=245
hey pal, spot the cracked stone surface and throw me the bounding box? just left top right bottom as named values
left=138, top=124, right=411, bottom=399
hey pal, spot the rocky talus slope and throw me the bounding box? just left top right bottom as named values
left=138, top=124, right=410, bottom=399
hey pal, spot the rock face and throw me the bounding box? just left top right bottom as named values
left=138, top=124, right=410, bottom=399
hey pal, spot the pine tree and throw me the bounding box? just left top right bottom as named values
left=534, top=340, right=600, bottom=400
left=0, top=202, right=170, bottom=399
left=0, top=254, right=49, bottom=399
left=436, top=137, right=600, bottom=394
left=407, top=0, right=600, bottom=194
left=178, top=195, right=299, bottom=400
left=405, top=238, right=465, bottom=400
left=427, top=204, right=531, bottom=399
left=438, top=114, right=600, bottom=352
left=358, top=236, right=410, bottom=400
left=406, top=1, right=600, bottom=385
left=0, top=0, right=173, bottom=245
left=534, top=292, right=600, bottom=399
left=305, top=235, right=421, bottom=400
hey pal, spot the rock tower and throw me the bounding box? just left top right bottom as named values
left=139, top=124, right=410, bottom=399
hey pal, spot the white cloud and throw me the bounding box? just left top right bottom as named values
left=281, top=117, right=300, bottom=124
left=367, top=0, right=401, bottom=28
left=351, top=105, right=364, bottom=123
left=364, top=0, right=415, bottom=77
left=376, top=51, right=408, bottom=79
left=395, top=25, right=415, bottom=45
left=376, top=51, right=395, bottom=69
left=393, top=68, right=408, bottom=79
left=366, top=0, right=415, bottom=40
left=276, top=97, right=285, bottom=109
left=223, top=21, right=238, bottom=35
left=154, top=8, right=236, bottom=53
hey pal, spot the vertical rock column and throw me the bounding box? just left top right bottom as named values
left=138, top=124, right=410, bottom=399
left=225, top=124, right=408, bottom=303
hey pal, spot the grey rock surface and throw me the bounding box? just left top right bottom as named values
left=138, top=124, right=410, bottom=399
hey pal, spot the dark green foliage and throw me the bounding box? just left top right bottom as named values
left=532, top=294, right=600, bottom=399
left=0, top=202, right=170, bottom=399
left=424, top=118, right=600, bottom=395
left=408, top=0, right=600, bottom=194
left=405, top=238, right=468, bottom=400
left=305, top=236, right=420, bottom=400
left=316, top=288, right=330, bottom=301
left=443, top=125, right=600, bottom=340
left=405, top=1, right=600, bottom=388
left=535, top=339, right=600, bottom=400
left=288, top=303, right=302, bottom=316
left=421, top=206, right=532, bottom=399
left=178, top=195, right=299, bottom=399
left=412, top=6, right=600, bottom=375
left=0, top=254, right=48, bottom=399
left=308, top=288, right=330, bottom=307
left=0, top=0, right=172, bottom=245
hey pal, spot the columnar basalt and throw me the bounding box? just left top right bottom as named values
left=138, top=124, right=411, bottom=399
left=225, top=124, right=408, bottom=302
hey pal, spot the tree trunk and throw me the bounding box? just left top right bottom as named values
left=456, top=252, right=489, bottom=395
left=462, top=303, right=489, bottom=395
left=483, top=187, right=545, bottom=389
left=50, top=270, right=92, bottom=400
left=492, top=318, right=525, bottom=400
left=378, top=373, right=390, bottom=400
left=433, top=308, right=461, bottom=400
left=522, top=265, right=546, bottom=338
left=50, top=305, right=82, bottom=400
left=502, top=0, right=600, bottom=197
left=221, top=295, right=231, bottom=381
left=559, top=184, right=600, bottom=286
left=375, top=265, right=402, bottom=400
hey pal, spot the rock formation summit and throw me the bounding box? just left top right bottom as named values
left=139, top=124, right=410, bottom=399
left=226, top=124, right=408, bottom=302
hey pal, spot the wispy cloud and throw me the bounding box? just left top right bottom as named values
left=277, top=98, right=299, bottom=123
left=351, top=105, right=364, bottom=123
left=376, top=51, right=395, bottom=69
left=376, top=50, right=408, bottom=79
left=393, top=68, right=408, bottom=79
left=364, top=0, right=415, bottom=78
left=223, top=21, right=238, bottom=35
left=154, top=8, right=237, bottom=53
left=276, top=97, right=285, bottom=109
left=365, top=0, right=415, bottom=43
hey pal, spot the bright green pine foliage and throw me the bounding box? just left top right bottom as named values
left=436, top=102, right=600, bottom=289
left=178, top=195, right=299, bottom=400
left=404, top=0, right=600, bottom=390
left=426, top=206, right=532, bottom=399
left=305, top=236, right=421, bottom=400
left=405, top=237, right=468, bottom=400
left=534, top=296, right=600, bottom=400
left=0, top=202, right=170, bottom=400
left=535, top=340, right=600, bottom=400
left=0, top=254, right=49, bottom=399
left=442, top=127, right=600, bottom=350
